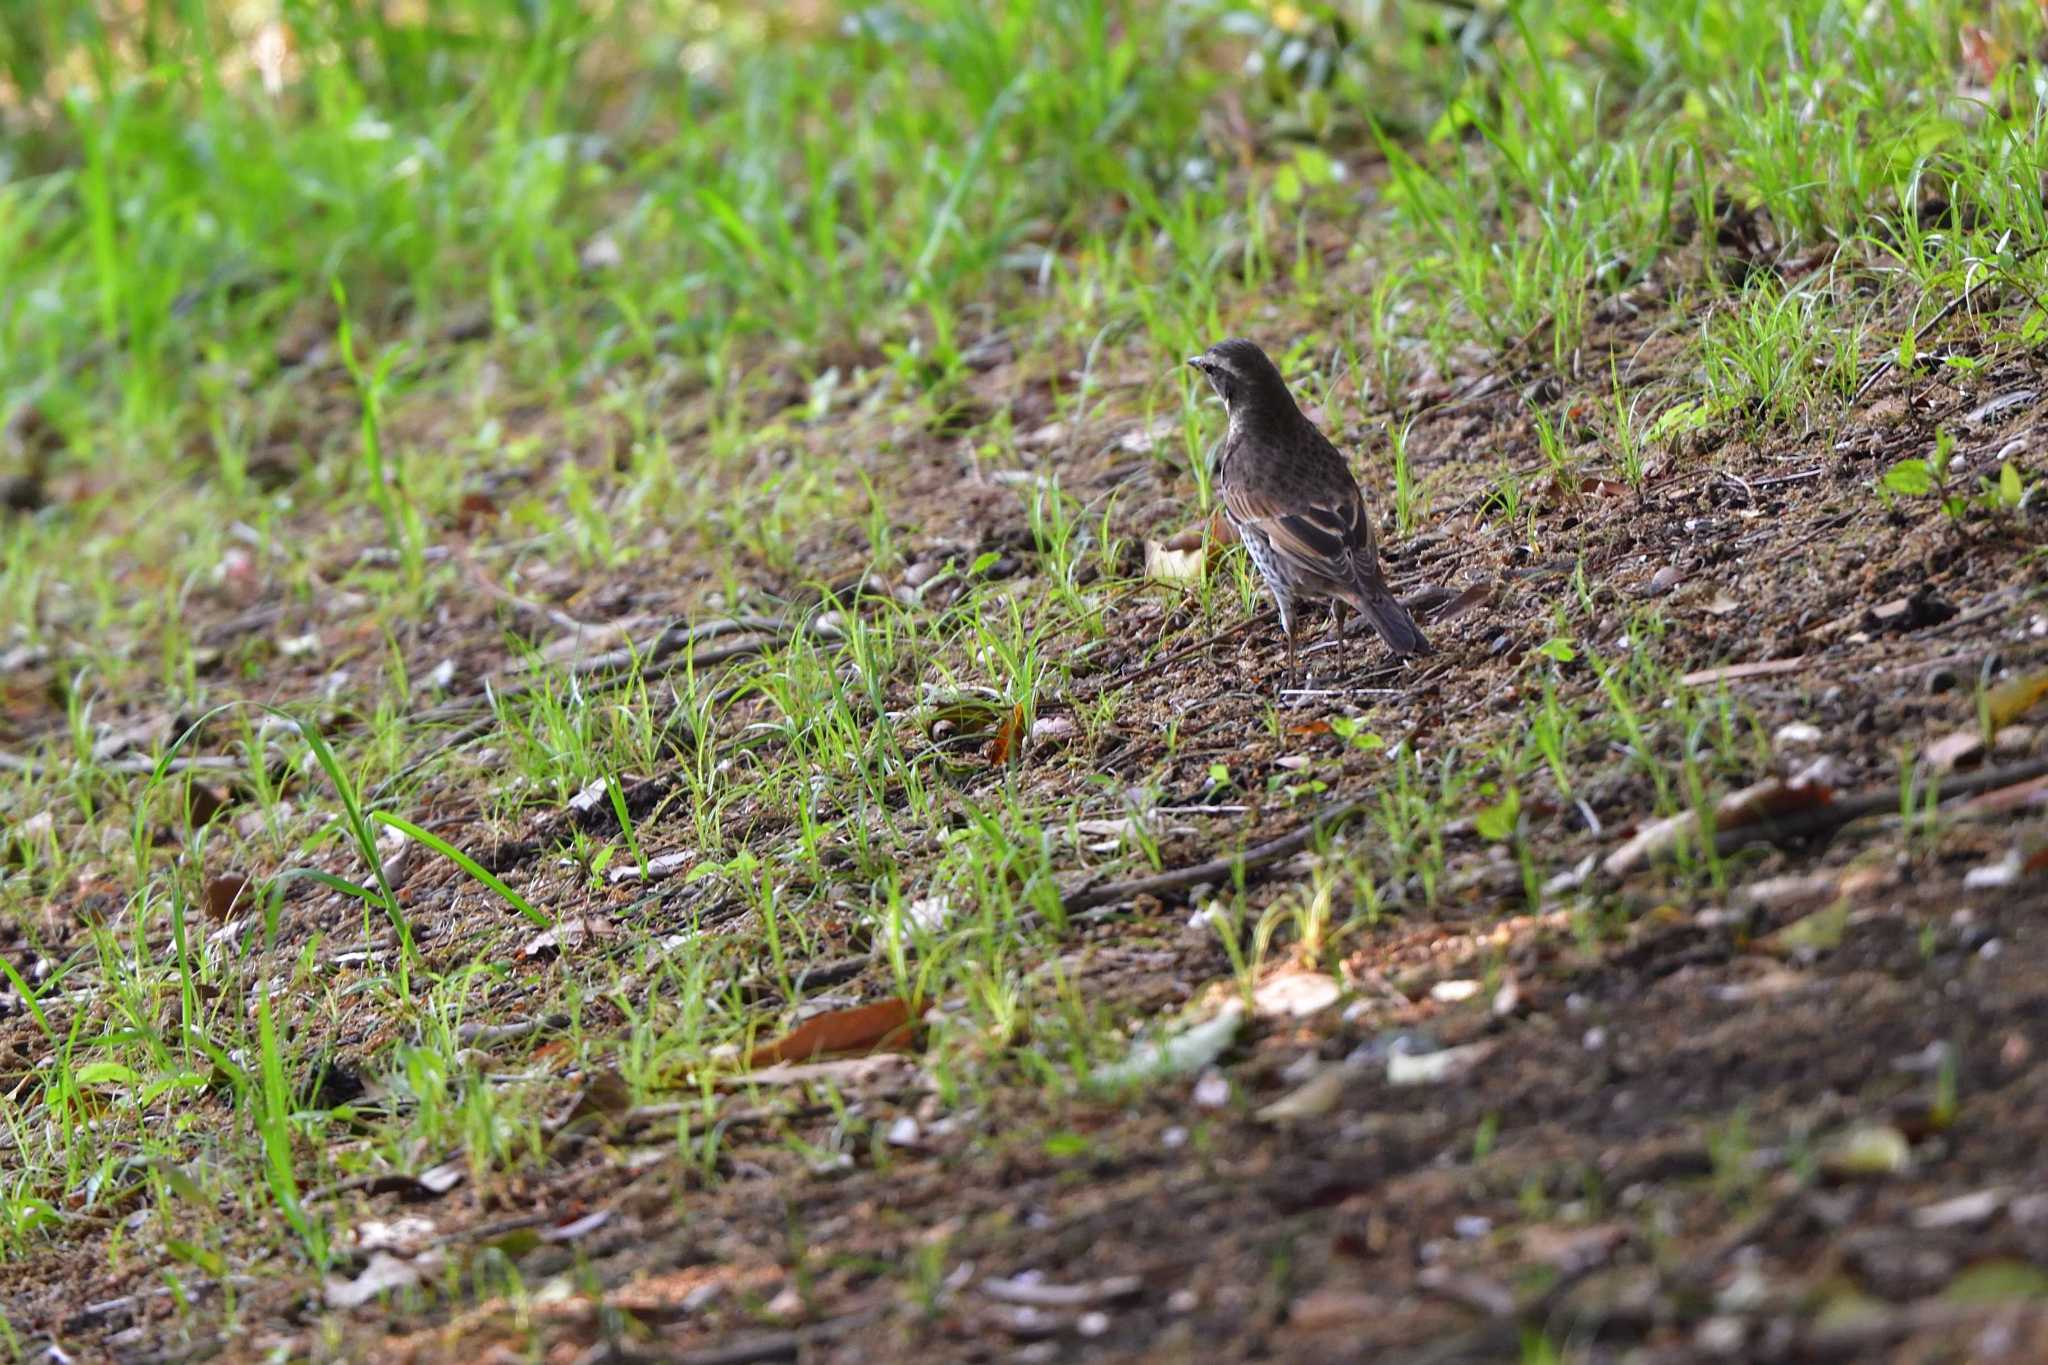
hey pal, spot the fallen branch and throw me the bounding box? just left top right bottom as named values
left=1852, top=239, right=2046, bottom=403
left=1710, top=755, right=2048, bottom=856
left=1056, top=794, right=1368, bottom=916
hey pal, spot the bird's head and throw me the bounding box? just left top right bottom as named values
left=1187, top=337, right=1293, bottom=417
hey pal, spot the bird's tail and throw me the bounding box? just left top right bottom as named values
left=1348, top=580, right=1433, bottom=657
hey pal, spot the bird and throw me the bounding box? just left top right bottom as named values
left=1188, top=337, right=1431, bottom=671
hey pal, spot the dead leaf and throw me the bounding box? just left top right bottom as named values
left=1925, top=730, right=1985, bottom=774
left=186, top=782, right=232, bottom=831
left=1252, top=971, right=1341, bottom=1019
left=1819, top=1122, right=1912, bottom=1178
left=1960, top=24, right=2007, bottom=83
left=899, top=895, right=953, bottom=933
left=204, top=874, right=253, bottom=919
left=542, top=1209, right=612, bottom=1244
left=353, top=1215, right=436, bottom=1255
left=520, top=917, right=618, bottom=960
left=1519, top=1223, right=1628, bottom=1273
left=747, top=997, right=921, bottom=1068
left=1255, top=1065, right=1344, bottom=1122
left=980, top=1273, right=1143, bottom=1309
left=1089, top=1004, right=1243, bottom=1090
left=727, top=1054, right=924, bottom=1089
left=985, top=704, right=1026, bottom=765
left=454, top=491, right=498, bottom=534
left=1287, top=718, right=1332, bottom=737
left=1387, top=1040, right=1494, bottom=1086
left=1288, top=1288, right=1383, bottom=1332
left=1144, top=538, right=1207, bottom=586
left=1987, top=670, right=2048, bottom=728
left=325, top=1248, right=444, bottom=1310
left=1680, top=658, right=1808, bottom=687
left=1029, top=714, right=1076, bottom=745
left=1764, top=899, right=1849, bottom=955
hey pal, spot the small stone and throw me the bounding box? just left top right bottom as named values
left=1647, top=565, right=1683, bottom=595
left=1926, top=730, right=1985, bottom=773
left=1772, top=721, right=1823, bottom=750
left=1994, top=724, right=2035, bottom=756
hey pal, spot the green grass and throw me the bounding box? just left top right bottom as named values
left=2, top=0, right=2046, bottom=1352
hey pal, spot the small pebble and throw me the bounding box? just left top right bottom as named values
left=1772, top=721, right=1823, bottom=750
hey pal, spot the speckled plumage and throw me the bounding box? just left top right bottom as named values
left=1190, top=337, right=1430, bottom=668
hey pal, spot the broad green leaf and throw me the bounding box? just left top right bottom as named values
left=1476, top=789, right=1521, bottom=842
left=1881, top=459, right=1933, bottom=497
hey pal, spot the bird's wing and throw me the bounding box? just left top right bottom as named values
left=1220, top=477, right=1377, bottom=587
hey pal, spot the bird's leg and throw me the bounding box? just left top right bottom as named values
left=1276, top=597, right=1299, bottom=676
left=1328, top=600, right=1349, bottom=644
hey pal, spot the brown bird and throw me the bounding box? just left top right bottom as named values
left=1189, top=337, right=1431, bottom=669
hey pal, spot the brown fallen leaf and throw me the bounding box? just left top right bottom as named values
left=186, top=781, right=232, bottom=831
left=204, top=873, right=253, bottom=919
left=1960, top=24, right=2007, bottom=83
left=454, top=491, right=498, bottom=534
left=747, top=997, right=922, bottom=1068
left=986, top=704, right=1026, bottom=765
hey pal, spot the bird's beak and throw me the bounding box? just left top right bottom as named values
left=1185, top=357, right=1205, bottom=371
